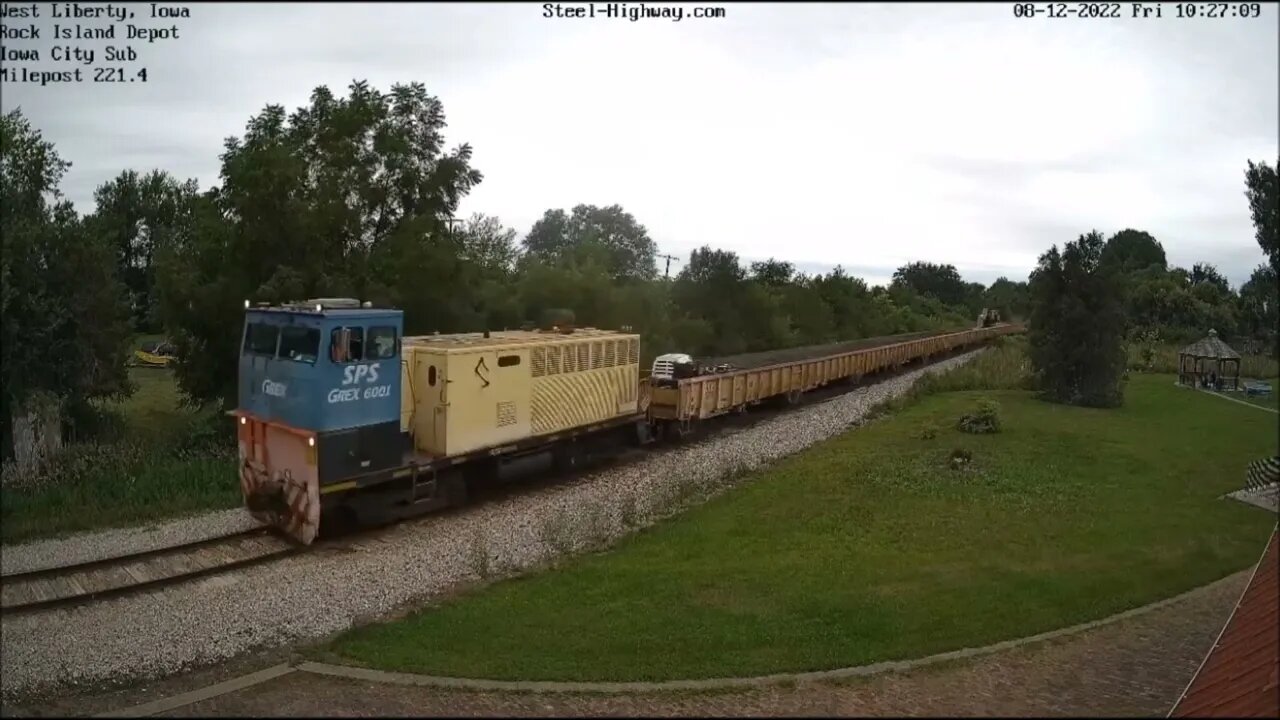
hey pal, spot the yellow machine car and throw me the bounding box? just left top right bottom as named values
left=133, top=340, right=177, bottom=368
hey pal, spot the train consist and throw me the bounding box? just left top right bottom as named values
left=234, top=299, right=1020, bottom=544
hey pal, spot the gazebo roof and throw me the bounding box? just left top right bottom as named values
left=1179, top=329, right=1240, bottom=360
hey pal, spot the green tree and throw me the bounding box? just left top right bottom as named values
left=523, top=204, right=657, bottom=282
left=890, top=261, right=967, bottom=307
left=1237, top=264, right=1278, bottom=355
left=158, top=81, right=483, bottom=407
left=1, top=109, right=132, bottom=462
left=1099, top=229, right=1167, bottom=273
left=813, top=266, right=876, bottom=338
left=779, top=275, right=836, bottom=345
left=671, top=246, right=749, bottom=355
left=982, top=277, right=1030, bottom=320
left=1028, top=230, right=1127, bottom=408
left=87, top=170, right=199, bottom=331
left=456, top=213, right=523, bottom=331
left=1244, top=158, right=1278, bottom=276
left=962, top=281, right=987, bottom=317
left=1190, top=261, right=1230, bottom=296
left=749, top=259, right=795, bottom=287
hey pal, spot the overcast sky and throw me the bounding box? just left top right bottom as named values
left=2, top=2, right=1276, bottom=288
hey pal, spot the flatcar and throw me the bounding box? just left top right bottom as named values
left=233, top=298, right=1019, bottom=544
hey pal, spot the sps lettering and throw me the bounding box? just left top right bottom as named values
left=342, top=363, right=380, bottom=385
left=329, top=362, right=391, bottom=404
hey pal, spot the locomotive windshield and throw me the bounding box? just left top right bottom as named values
left=243, top=322, right=319, bottom=363
left=243, top=322, right=279, bottom=356
left=278, top=326, right=320, bottom=363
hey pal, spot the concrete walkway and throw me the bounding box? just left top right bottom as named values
left=1193, top=386, right=1278, bottom=414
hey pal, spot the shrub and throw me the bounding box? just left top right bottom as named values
left=948, top=448, right=973, bottom=471
left=0, top=441, right=145, bottom=493
left=917, top=422, right=940, bottom=440
left=62, top=401, right=129, bottom=444
left=958, top=398, right=1001, bottom=434
left=172, top=410, right=236, bottom=460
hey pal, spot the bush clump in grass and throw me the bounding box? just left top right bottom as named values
left=0, top=441, right=145, bottom=493
left=958, top=398, right=1001, bottom=434
left=917, top=422, right=940, bottom=440
left=948, top=447, right=973, bottom=471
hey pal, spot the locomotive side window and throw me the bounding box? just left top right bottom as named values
left=368, top=326, right=397, bottom=359
left=498, top=354, right=520, bottom=368
left=329, top=327, right=365, bottom=363
left=279, top=326, right=320, bottom=364
left=244, top=323, right=279, bottom=356
left=428, top=365, right=437, bottom=386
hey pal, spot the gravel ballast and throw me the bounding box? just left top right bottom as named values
left=0, top=349, right=987, bottom=701
left=1, top=509, right=262, bottom=576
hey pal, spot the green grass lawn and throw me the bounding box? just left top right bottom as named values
left=323, top=373, right=1278, bottom=682
left=0, top=366, right=239, bottom=544
left=117, top=366, right=194, bottom=443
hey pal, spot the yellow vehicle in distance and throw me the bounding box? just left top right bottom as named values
left=132, top=339, right=177, bottom=368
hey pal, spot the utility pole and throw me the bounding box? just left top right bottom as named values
left=657, top=253, right=679, bottom=279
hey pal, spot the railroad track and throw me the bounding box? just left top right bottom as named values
left=0, top=527, right=299, bottom=615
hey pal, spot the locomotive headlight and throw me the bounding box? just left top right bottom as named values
left=308, top=437, right=315, bottom=447
left=315, top=303, right=323, bottom=312
left=240, top=417, right=247, bottom=425
left=244, top=299, right=250, bottom=309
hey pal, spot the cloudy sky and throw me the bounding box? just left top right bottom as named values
left=2, top=2, right=1276, bottom=287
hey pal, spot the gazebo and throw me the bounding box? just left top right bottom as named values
left=1178, top=329, right=1241, bottom=391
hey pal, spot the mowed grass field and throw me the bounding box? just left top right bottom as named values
left=1, top=364, right=240, bottom=545
left=324, top=373, right=1278, bottom=682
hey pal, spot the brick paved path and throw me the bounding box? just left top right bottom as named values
left=145, top=571, right=1248, bottom=718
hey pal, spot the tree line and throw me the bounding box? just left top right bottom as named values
left=2, top=80, right=1276, bottom=459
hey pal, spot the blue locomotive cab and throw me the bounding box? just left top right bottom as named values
left=235, top=299, right=405, bottom=543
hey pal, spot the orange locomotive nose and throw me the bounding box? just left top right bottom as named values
left=244, top=473, right=287, bottom=514
left=237, top=414, right=321, bottom=545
